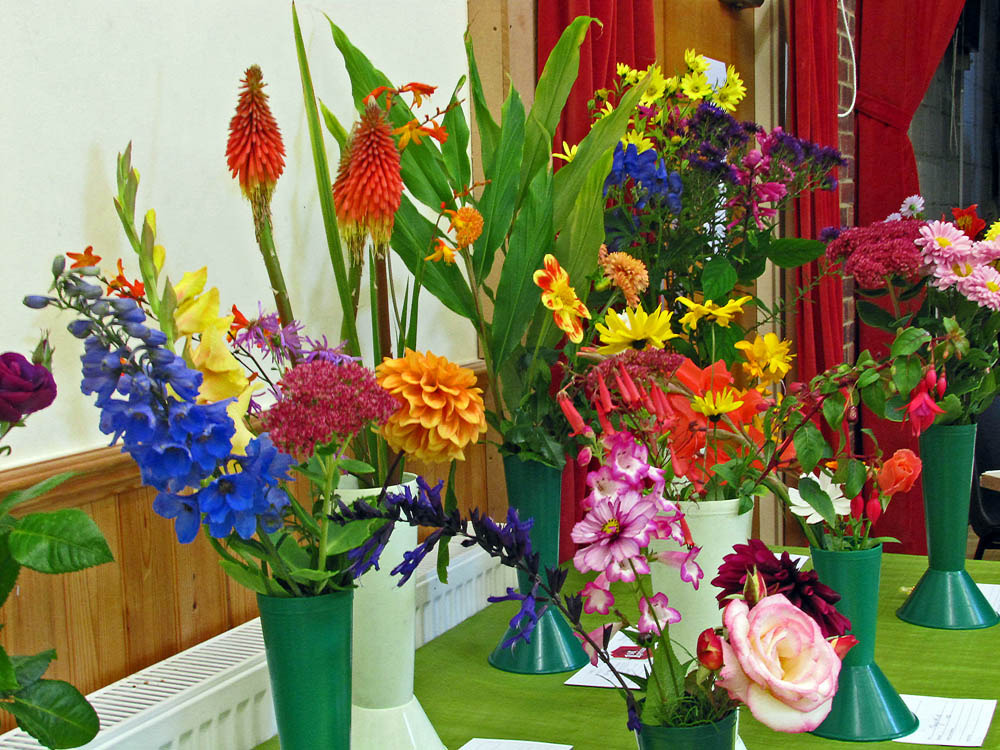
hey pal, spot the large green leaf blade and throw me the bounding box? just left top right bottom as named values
left=441, top=78, right=471, bottom=192
left=8, top=509, right=112, bottom=574
left=465, top=32, right=501, bottom=171
left=519, top=16, right=597, bottom=198
left=0, top=645, right=20, bottom=692
left=491, top=170, right=554, bottom=365
left=0, top=473, right=77, bottom=517
left=5, top=679, right=99, bottom=749
left=472, top=86, right=526, bottom=283
left=765, top=237, right=826, bottom=268
left=0, top=532, right=21, bottom=608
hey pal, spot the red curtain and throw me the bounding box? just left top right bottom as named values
left=855, top=0, right=965, bottom=554
left=789, top=2, right=844, bottom=386
left=537, top=1, right=656, bottom=561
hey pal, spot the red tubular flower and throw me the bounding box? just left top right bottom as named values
left=697, top=628, right=724, bottom=670
left=558, top=393, right=588, bottom=437
left=226, top=66, right=285, bottom=204
left=333, top=103, right=404, bottom=264
left=865, top=496, right=883, bottom=524
left=905, top=387, right=945, bottom=436
left=952, top=204, right=986, bottom=240
left=596, top=372, right=614, bottom=413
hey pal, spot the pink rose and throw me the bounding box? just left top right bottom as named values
left=717, top=594, right=842, bottom=732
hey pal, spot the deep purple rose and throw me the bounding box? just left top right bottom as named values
left=0, top=352, right=57, bottom=423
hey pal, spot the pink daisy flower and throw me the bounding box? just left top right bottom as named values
left=957, top=265, right=1000, bottom=311
left=637, top=593, right=681, bottom=635
left=899, top=194, right=925, bottom=218
left=917, top=220, right=975, bottom=266
left=571, top=495, right=656, bottom=573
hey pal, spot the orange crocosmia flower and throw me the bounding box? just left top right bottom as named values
left=951, top=204, right=986, bottom=241
left=425, top=238, right=457, bottom=264
left=420, top=120, right=448, bottom=144
left=393, top=119, right=425, bottom=150
left=66, top=245, right=102, bottom=269
left=364, top=86, right=393, bottom=107
left=533, top=254, right=591, bottom=343
left=376, top=349, right=488, bottom=464
left=444, top=206, right=484, bottom=248
left=226, top=65, right=285, bottom=200
left=333, top=102, right=404, bottom=264
left=400, top=82, right=437, bottom=107
left=229, top=304, right=251, bottom=336
left=106, top=259, right=145, bottom=301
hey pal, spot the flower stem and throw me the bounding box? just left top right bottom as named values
left=254, top=211, right=296, bottom=328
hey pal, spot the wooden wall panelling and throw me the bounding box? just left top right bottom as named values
left=173, top=530, right=231, bottom=648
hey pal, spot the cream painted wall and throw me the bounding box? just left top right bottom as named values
left=1, top=1, right=475, bottom=466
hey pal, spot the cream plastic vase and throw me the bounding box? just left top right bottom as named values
left=339, top=473, right=445, bottom=750
left=647, top=498, right=752, bottom=654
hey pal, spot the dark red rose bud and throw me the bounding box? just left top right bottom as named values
left=697, top=628, right=724, bottom=670
left=0, top=352, right=57, bottom=423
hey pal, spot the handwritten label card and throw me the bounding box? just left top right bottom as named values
left=563, top=631, right=648, bottom=689
left=893, top=695, right=996, bottom=746
left=458, top=740, right=572, bottom=750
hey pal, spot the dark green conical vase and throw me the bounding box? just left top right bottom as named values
left=258, top=590, right=353, bottom=750
left=811, top=545, right=918, bottom=741
left=488, top=455, right=588, bottom=674
left=637, top=710, right=737, bottom=749
left=897, top=423, right=999, bottom=629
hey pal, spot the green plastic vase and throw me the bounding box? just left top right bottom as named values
left=810, top=545, right=917, bottom=741
left=896, top=423, right=1000, bottom=629
left=488, top=454, right=588, bottom=674
left=257, top=590, right=353, bottom=750
left=636, top=710, right=738, bottom=750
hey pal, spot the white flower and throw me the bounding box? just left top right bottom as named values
left=883, top=212, right=903, bottom=222
left=787, top=473, right=850, bottom=524
left=899, top=194, right=925, bottom=218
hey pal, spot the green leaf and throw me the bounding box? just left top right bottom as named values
left=11, top=650, right=56, bottom=691
left=861, top=380, right=888, bottom=417
left=845, top=459, right=868, bottom=499
left=440, top=78, right=471, bottom=192
left=764, top=237, right=826, bottom=268
left=8, top=509, right=112, bottom=574
left=519, top=16, right=596, bottom=200
left=491, top=169, right=553, bottom=365
left=275, top=536, right=311, bottom=571
left=286, top=568, right=336, bottom=583
left=0, top=645, right=20, bottom=692
left=891, top=356, right=923, bottom=400
left=0, top=532, right=21, bottom=609
left=436, top=536, right=451, bottom=585
left=5, top=679, right=99, bottom=749
left=0, top=473, right=76, bottom=517
left=319, top=100, right=348, bottom=151
left=793, top=422, right=826, bottom=473
left=856, top=367, right=882, bottom=388
left=472, top=85, right=525, bottom=282
left=219, top=559, right=271, bottom=595
left=821, top=391, right=846, bottom=432
left=856, top=300, right=895, bottom=331
left=797, top=476, right=837, bottom=526
left=890, top=327, right=931, bottom=357
left=324, top=519, right=382, bottom=557
left=337, top=457, right=375, bottom=475
left=701, top=257, right=738, bottom=302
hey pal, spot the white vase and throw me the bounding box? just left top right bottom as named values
left=647, top=498, right=751, bottom=654
left=339, top=474, right=445, bottom=750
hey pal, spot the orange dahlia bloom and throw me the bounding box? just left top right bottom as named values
left=533, top=254, right=591, bottom=343
left=226, top=66, right=285, bottom=204
left=333, top=103, right=404, bottom=263
left=598, top=244, right=649, bottom=307
left=376, top=349, right=487, bottom=463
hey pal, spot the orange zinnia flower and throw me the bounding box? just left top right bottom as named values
left=333, top=103, right=403, bottom=264
left=444, top=206, right=484, bottom=248
left=598, top=244, right=649, bottom=307
left=226, top=66, right=285, bottom=204
left=533, top=254, right=591, bottom=343
left=376, top=349, right=487, bottom=464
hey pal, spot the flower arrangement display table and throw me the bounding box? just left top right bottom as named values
left=253, top=552, right=1000, bottom=749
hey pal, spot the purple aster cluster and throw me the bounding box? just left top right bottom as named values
left=824, top=219, right=926, bottom=289
left=25, top=258, right=295, bottom=544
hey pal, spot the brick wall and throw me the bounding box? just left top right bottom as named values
left=837, top=0, right=857, bottom=363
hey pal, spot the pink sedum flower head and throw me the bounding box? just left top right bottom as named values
left=571, top=495, right=656, bottom=574
left=718, top=594, right=843, bottom=732
left=637, top=593, right=681, bottom=635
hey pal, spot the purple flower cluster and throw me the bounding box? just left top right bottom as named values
left=604, top=142, right=683, bottom=213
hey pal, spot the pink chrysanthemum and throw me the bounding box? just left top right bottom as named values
left=957, top=265, right=1000, bottom=311
left=261, top=360, right=398, bottom=456
left=825, top=219, right=925, bottom=289
left=571, top=495, right=656, bottom=574
left=916, top=220, right=975, bottom=266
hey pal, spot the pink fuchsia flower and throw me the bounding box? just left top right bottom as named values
left=650, top=546, right=704, bottom=590
left=581, top=576, right=615, bottom=615
left=571, top=495, right=657, bottom=574
left=697, top=628, right=724, bottom=670
left=637, top=593, right=681, bottom=635
left=718, top=594, right=843, bottom=732
left=905, top=387, right=945, bottom=436
left=917, top=220, right=975, bottom=266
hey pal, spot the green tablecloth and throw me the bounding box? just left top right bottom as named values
left=257, top=552, right=1000, bottom=749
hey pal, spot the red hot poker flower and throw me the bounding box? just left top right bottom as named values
left=333, top=103, right=403, bottom=264
left=226, top=66, right=285, bottom=203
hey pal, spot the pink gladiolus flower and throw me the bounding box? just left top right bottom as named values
left=572, top=495, right=656, bottom=573
left=604, top=555, right=650, bottom=583
left=575, top=622, right=623, bottom=666
left=637, top=593, right=681, bottom=635
left=718, top=594, right=843, bottom=732
left=905, top=388, right=944, bottom=436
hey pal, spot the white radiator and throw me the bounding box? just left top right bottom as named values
left=0, top=539, right=515, bottom=750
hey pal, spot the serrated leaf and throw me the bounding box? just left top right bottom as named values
left=701, top=257, right=737, bottom=301
left=797, top=476, right=837, bottom=526
left=8, top=509, right=112, bottom=574
left=793, top=422, right=826, bottom=473
left=5, top=679, right=99, bottom=748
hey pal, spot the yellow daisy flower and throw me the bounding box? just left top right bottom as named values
left=680, top=71, right=713, bottom=101
left=986, top=219, right=1000, bottom=241
left=595, top=305, right=678, bottom=355
left=553, top=141, right=579, bottom=163
left=638, top=64, right=667, bottom=107
left=621, top=130, right=655, bottom=152
left=691, top=388, right=744, bottom=419
left=677, top=295, right=753, bottom=329
left=616, top=62, right=640, bottom=86
left=684, top=49, right=710, bottom=74
left=711, top=66, right=747, bottom=113
left=734, top=333, right=794, bottom=387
